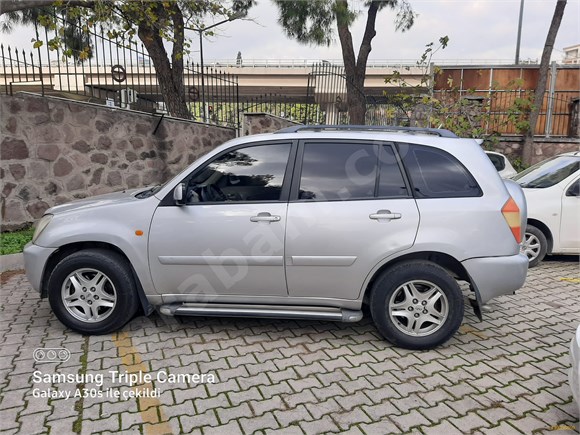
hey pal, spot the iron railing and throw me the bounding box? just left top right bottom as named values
left=239, top=93, right=326, bottom=125
left=1, top=13, right=577, bottom=137
left=0, top=12, right=240, bottom=128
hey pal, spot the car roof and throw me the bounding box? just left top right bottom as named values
left=275, top=125, right=459, bottom=138
left=559, top=151, right=580, bottom=157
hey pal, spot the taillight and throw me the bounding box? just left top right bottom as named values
left=502, top=197, right=521, bottom=243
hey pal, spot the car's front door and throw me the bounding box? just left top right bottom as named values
left=560, top=177, right=580, bottom=251
left=149, top=141, right=294, bottom=299
left=285, top=141, right=420, bottom=300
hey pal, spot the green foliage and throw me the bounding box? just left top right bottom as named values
left=510, top=157, right=529, bottom=173
left=384, top=37, right=535, bottom=141
left=0, top=228, right=34, bottom=255
left=272, top=0, right=415, bottom=46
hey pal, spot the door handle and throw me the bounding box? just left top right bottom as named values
left=369, top=210, right=402, bottom=220
left=250, top=212, right=281, bottom=223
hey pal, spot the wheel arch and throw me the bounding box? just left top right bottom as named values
left=526, top=219, right=553, bottom=254
left=362, top=251, right=473, bottom=309
left=41, top=241, right=153, bottom=315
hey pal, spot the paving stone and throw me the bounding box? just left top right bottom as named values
left=391, top=409, right=431, bottom=432
left=239, top=411, right=279, bottom=433
left=17, top=410, right=50, bottom=434
left=299, top=414, right=340, bottom=434
left=422, top=419, right=465, bottom=435
left=1, top=256, right=578, bottom=435
left=304, top=397, right=343, bottom=419
left=202, top=420, right=243, bottom=435
left=180, top=409, right=219, bottom=432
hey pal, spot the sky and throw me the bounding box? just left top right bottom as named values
left=1, top=0, right=579, bottom=64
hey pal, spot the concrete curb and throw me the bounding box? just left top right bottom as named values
left=0, top=253, right=24, bottom=273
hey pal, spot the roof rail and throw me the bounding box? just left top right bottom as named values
left=275, top=125, right=458, bottom=138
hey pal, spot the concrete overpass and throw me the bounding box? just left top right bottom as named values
left=2, top=60, right=428, bottom=105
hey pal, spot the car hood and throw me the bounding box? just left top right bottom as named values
left=46, top=188, right=145, bottom=215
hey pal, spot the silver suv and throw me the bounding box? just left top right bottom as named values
left=24, top=126, right=528, bottom=350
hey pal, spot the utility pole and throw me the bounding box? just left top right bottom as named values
left=515, top=0, right=525, bottom=64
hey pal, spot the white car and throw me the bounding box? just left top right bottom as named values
left=512, top=152, right=580, bottom=267
left=571, top=325, right=580, bottom=417
left=485, top=151, right=518, bottom=178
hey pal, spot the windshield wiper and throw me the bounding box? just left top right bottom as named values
left=135, top=185, right=160, bottom=199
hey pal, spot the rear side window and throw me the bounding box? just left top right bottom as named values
left=378, top=145, right=409, bottom=197
left=487, top=153, right=506, bottom=171
left=398, top=143, right=482, bottom=198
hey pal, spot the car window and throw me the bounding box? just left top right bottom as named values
left=186, top=143, right=291, bottom=203
left=378, top=145, right=409, bottom=197
left=513, top=155, right=580, bottom=188
left=299, top=143, right=378, bottom=201
left=486, top=153, right=506, bottom=171
left=398, top=143, right=482, bottom=198
left=566, top=179, right=580, bottom=197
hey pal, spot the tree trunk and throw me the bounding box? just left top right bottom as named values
left=335, top=11, right=364, bottom=124
left=137, top=5, right=190, bottom=120
left=335, top=0, right=381, bottom=125
left=522, top=0, right=567, bottom=164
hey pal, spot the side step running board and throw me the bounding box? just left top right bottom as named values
left=159, top=303, right=363, bottom=323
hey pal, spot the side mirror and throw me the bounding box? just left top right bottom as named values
left=173, top=183, right=185, bottom=205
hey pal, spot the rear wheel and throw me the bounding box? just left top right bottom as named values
left=48, top=249, right=139, bottom=334
left=370, top=261, right=464, bottom=350
left=522, top=224, right=547, bottom=268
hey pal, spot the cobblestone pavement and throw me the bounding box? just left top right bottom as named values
left=0, top=257, right=579, bottom=435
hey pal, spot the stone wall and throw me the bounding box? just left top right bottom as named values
left=491, top=137, right=580, bottom=165
left=1, top=93, right=236, bottom=230
left=242, top=112, right=301, bottom=135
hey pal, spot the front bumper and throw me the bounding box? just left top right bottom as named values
left=462, top=253, right=528, bottom=305
left=23, top=242, right=57, bottom=295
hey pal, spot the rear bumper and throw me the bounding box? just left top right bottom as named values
left=570, top=325, right=580, bottom=417
left=462, top=253, right=528, bottom=305
left=23, top=242, right=56, bottom=295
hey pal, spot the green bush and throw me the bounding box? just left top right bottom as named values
left=0, top=228, right=34, bottom=255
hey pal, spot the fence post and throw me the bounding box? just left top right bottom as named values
left=544, top=61, right=557, bottom=137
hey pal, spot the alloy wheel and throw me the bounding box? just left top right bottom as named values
left=388, top=280, right=449, bottom=337
left=61, top=268, right=117, bottom=323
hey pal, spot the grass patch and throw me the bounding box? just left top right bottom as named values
left=0, top=228, right=34, bottom=255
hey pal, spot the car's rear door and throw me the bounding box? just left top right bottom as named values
left=284, top=140, right=420, bottom=300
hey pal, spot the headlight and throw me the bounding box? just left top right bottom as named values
left=32, top=214, right=53, bottom=243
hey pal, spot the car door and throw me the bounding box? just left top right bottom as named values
left=560, top=177, right=580, bottom=251
left=148, top=141, right=295, bottom=299
left=285, top=141, right=420, bottom=300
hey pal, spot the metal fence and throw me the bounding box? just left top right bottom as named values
left=425, top=89, right=579, bottom=137
left=239, top=93, right=326, bottom=125
left=302, top=62, right=579, bottom=136
left=0, top=13, right=240, bottom=129
left=1, top=13, right=577, bottom=137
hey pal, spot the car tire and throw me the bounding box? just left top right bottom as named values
left=47, top=249, right=139, bottom=335
left=523, top=224, right=548, bottom=268
left=370, top=260, right=464, bottom=350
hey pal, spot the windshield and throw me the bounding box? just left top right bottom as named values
left=512, top=156, right=579, bottom=188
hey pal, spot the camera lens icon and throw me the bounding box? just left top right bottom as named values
left=33, top=348, right=70, bottom=362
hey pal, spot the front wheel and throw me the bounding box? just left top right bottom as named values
left=521, top=224, right=547, bottom=268
left=47, top=249, right=139, bottom=335
left=370, top=261, right=464, bottom=350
